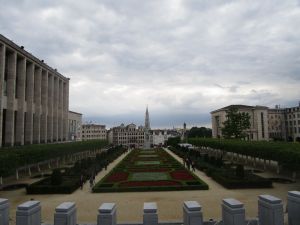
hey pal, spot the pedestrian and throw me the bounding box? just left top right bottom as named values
left=92, top=173, right=96, bottom=185
left=192, top=161, right=195, bottom=172
left=89, top=175, right=93, bottom=190
left=80, top=174, right=84, bottom=190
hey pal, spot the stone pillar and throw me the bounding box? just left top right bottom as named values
left=58, top=79, right=63, bottom=141
left=4, top=50, right=17, bottom=146
left=258, top=195, right=283, bottom=225
left=16, top=201, right=41, bottom=225
left=15, top=56, right=26, bottom=145
left=183, top=201, right=203, bottom=225
left=47, top=73, right=53, bottom=142
left=40, top=70, right=48, bottom=143
left=53, top=77, right=59, bottom=141
left=54, top=202, right=76, bottom=225
left=24, top=62, right=34, bottom=144
left=63, top=79, right=69, bottom=141
left=0, top=198, right=9, bottom=225
left=143, top=202, right=158, bottom=225
left=0, top=44, right=5, bottom=147
left=97, top=203, right=117, bottom=225
left=222, top=198, right=245, bottom=225
left=33, top=66, right=41, bottom=144
left=287, top=191, right=300, bottom=225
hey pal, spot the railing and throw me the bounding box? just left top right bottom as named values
left=0, top=191, right=299, bottom=225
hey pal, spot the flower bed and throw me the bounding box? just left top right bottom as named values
left=93, top=148, right=208, bottom=192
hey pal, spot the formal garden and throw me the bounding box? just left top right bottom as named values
left=93, top=148, right=209, bottom=192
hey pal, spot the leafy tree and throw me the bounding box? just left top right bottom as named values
left=187, top=127, right=212, bottom=138
left=221, top=107, right=250, bottom=139
left=166, top=137, right=181, bottom=147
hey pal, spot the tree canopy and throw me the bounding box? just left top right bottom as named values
left=187, top=127, right=212, bottom=138
left=221, top=106, right=250, bottom=139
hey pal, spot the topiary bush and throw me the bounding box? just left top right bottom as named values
left=51, top=169, right=62, bottom=185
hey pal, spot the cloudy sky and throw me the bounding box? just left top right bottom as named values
left=1, top=0, right=300, bottom=128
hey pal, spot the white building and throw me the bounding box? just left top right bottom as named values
left=68, top=111, right=82, bottom=141
left=151, top=129, right=168, bottom=147
left=82, top=124, right=106, bottom=141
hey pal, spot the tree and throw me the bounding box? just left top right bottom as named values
left=221, top=106, right=250, bottom=139
left=187, top=127, right=212, bottom=138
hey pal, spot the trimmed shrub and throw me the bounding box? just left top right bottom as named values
left=51, top=169, right=62, bottom=185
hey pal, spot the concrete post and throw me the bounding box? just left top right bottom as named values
left=15, top=56, right=26, bottom=146
left=0, top=198, right=9, bottom=225
left=222, top=198, right=245, bottom=225
left=24, top=62, right=34, bottom=145
left=33, top=66, right=41, bottom=144
left=5, top=51, right=17, bottom=146
left=183, top=201, right=203, bottom=225
left=0, top=44, right=5, bottom=147
left=97, top=203, right=117, bottom=225
left=16, top=201, right=41, bottom=225
left=143, top=202, right=158, bottom=225
left=54, top=202, right=76, bottom=225
left=258, top=195, right=283, bottom=225
left=287, top=191, right=300, bottom=225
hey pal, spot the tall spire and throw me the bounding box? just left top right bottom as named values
left=144, top=105, right=151, bottom=149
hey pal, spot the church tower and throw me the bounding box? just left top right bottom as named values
left=144, top=106, right=151, bottom=149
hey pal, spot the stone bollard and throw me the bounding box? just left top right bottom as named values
left=16, top=201, right=41, bottom=225
left=54, top=202, right=76, bottom=225
left=287, top=191, right=300, bottom=225
left=0, top=198, right=9, bottom=225
left=258, top=195, right=283, bottom=225
left=222, top=198, right=245, bottom=225
left=97, top=203, right=117, bottom=225
left=183, top=201, right=203, bottom=225
left=143, top=202, right=158, bottom=225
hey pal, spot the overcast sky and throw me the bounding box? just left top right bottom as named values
left=1, top=0, right=300, bottom=128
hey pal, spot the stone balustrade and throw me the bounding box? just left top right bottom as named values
left=0, top=192, right=299, bottom=225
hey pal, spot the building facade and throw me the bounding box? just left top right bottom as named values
left=111, top=123, right=145, bottom=148
left=81, top=124, right=106, bottom=141
left=0, top=34, right=69, bottom=147
left=211, top=105, right=269, bottom=141
left=211, top=103, right=300, bottom=142
left=151, top=129, right=168, bottom=147
left=68, top=111, right=82, bottom=141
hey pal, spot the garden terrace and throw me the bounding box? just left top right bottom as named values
left=188, top=138, right=300, bottom=171
left=93, top=148, right=208, bottom=192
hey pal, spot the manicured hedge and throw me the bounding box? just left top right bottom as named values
left=26, top=145, right=126, bottom=194
left=0, top=140, right=108, bottom=177
left=188, top=138, right=300, bottom=170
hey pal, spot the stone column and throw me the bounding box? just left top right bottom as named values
left=143, top=202, right=158, bottom=225
left=63, top=79, right=69, bottom=141
left=222, top=198, right=245, bottom=225
left=40, top=70, right=48, bottom=143
left=33, top=66, right=41, bottom=144
left=258, top=195, right=283, bottom=225
left=0, top=44, right=5, bottom=147
left=97, top=203, right=117, bottom=225
left=15, top=56, right=26, bottom=145
left=24, top=62, right=34, bottom=144
left=287, top=191, right=300, bottom=225
left=183, top=201, right=203, bottom=225
left=16, top=201, right=41, bottom=225
left=58, top=79, right=63, bottom=141
left=0, top=198, right=9, bottom=225
left=4, top=50, right=17, bottom=146
left=54, top=202, right=76, bottom=225
left=47, top=73, right=53, bottom=142
left=53, top=77, right=59, bottom=141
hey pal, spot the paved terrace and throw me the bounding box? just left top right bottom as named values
left=0, top=149, right=299, bottom=224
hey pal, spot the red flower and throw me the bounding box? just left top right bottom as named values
left=120, top=180, right=180, bottom=187
left=105, top=172, right=129, bottom=182
left=170, top=171, right=195, bottom=180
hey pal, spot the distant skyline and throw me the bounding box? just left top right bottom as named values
left=1, top=0, right=299, bottom=128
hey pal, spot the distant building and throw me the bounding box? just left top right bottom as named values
left=211, top=103, right=300, bottom=142
left=111, top=123, right=144, bottom=148
left=82, top=124, right=106, bottom=141
left=211, top=105, right=269, bottom=141
left=68, top=111, right=82, bottom=141
left=0, top=34, right=70, bottom=147
left=151, top=129, right=168, bottom=146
